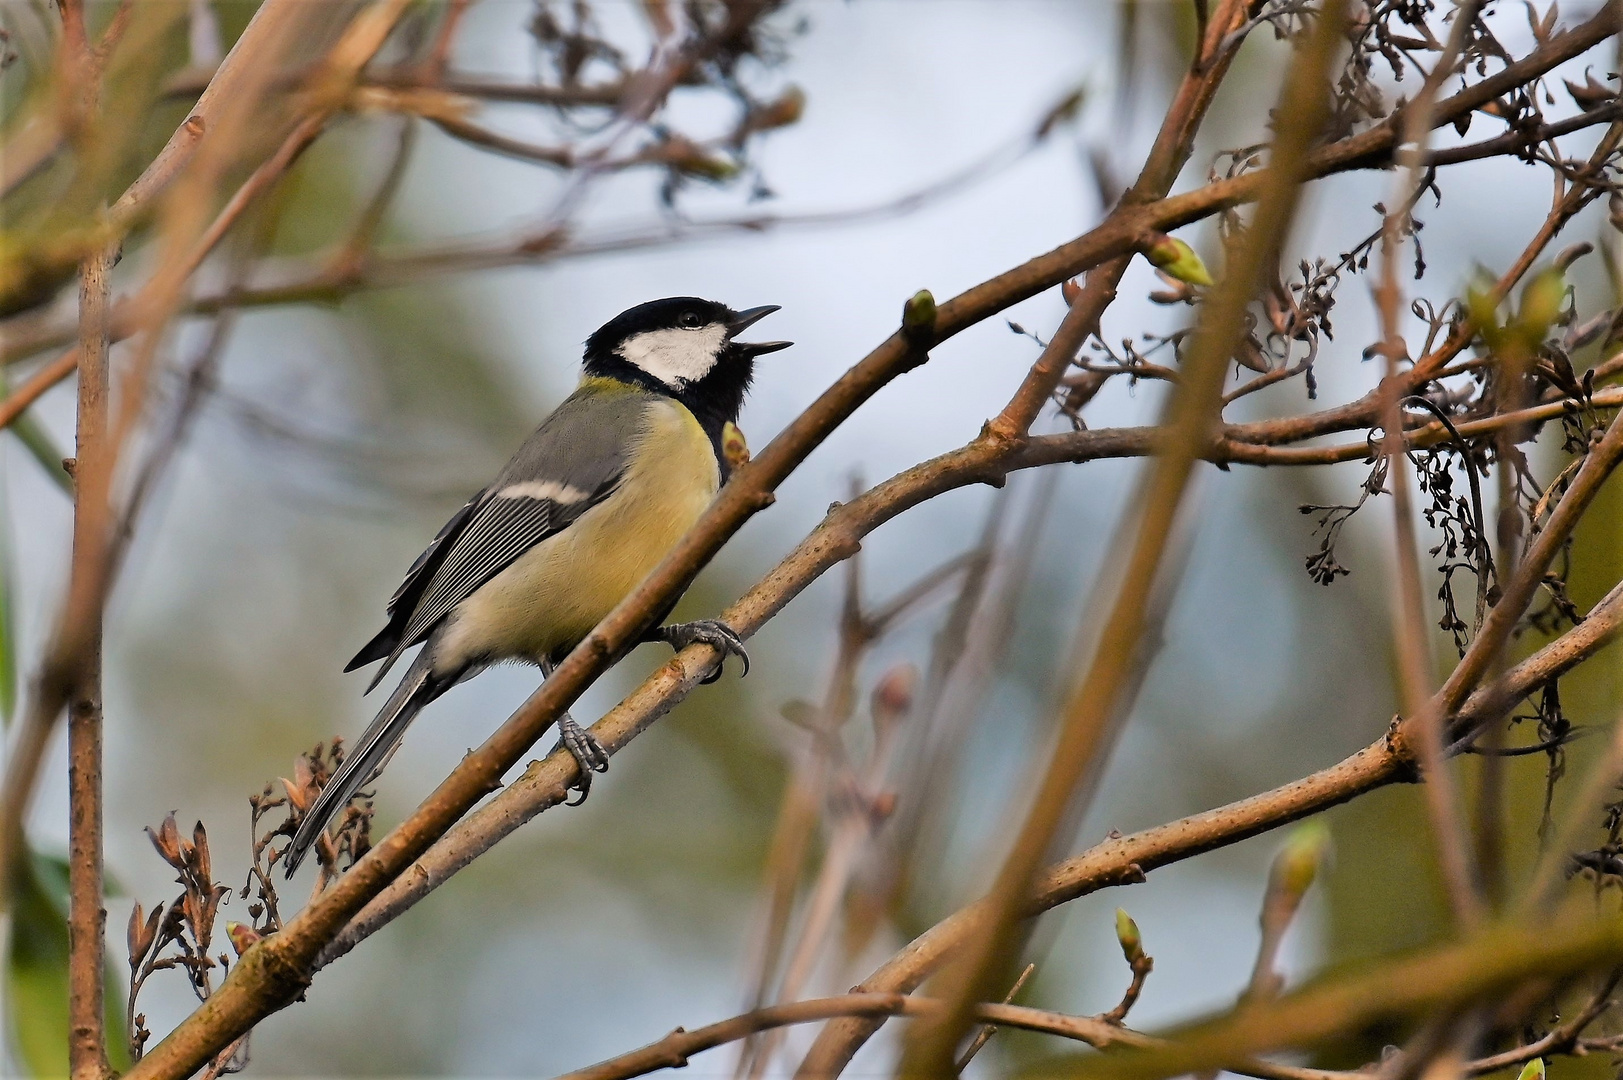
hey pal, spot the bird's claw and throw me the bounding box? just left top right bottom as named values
left=660, top=619, right=750, bottom=683
left=553, top=712, right=609, bottom=806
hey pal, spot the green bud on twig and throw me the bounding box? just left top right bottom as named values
left=1143, top=233, right=1214, bottom=286
left=1115, top=907, right=1144, bottom=964
left=902, top=289, right=937, bottom=344
left=1271, top=819, right=1331, bottom=899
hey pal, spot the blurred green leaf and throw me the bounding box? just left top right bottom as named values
left=6, top=847, right=132, bottom=1076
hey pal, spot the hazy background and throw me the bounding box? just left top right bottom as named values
left=6, top=1, right=1622, bottom=1075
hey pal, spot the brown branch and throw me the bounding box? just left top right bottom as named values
left=955, top=962, right=1037, bottom=1070
left=1462, top=970, right=1621, bottom=1074
left=67, top=242, right=114, bottom=1080
left=1, top=96, right=1049, bottom=367
left=0, top=0, right=413, bottom=921
left=0, top=115, right=208, bottom=431
left=163, top=65, right=635, bottom=109
left=423, top=113, right=575, bottom=167
left=1056, top=913, right=1623, bottom=1080
left=794, top=566, right=1623, bottom=1079
left=987, top=0, right=1255, bottom=439
left=900, top=7, right=1348, bottom=1071
left=99, top=7, right=1623, bottom=1072
left=554, top=989, right=1335, bottom=1080
left=557, top=930, right=1619, bottom=1080
left=420, top=0, right=471, bottom=80
left=4, top=5, right=1613, bottom=373
left=738, top=538, right=912, bottom=1080
left=1371, top=0, right=1484, bottom=930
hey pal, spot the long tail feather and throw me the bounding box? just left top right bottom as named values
left=285, top=651, right=440, bottom=877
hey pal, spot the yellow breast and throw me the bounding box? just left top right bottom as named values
left=437, top=397, right=721, bottom=668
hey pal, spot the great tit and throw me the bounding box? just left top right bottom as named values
left=284, top=297, right=790, bottom=876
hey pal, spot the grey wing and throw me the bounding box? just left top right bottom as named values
left=392, top=494, right=579, bottom=647
left=369, top=387, right=654, bottom=679
left=345, top=492, right=486, bottom=677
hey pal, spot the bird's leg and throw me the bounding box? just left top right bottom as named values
left=650, top=619, right=751, bottom=684
left=539, top=659, right=610, bottom=806
left=554, top=712, right=610, bottom=806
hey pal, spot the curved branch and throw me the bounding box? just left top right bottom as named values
left=111, top=6, right=1623, bottom=1075
left=795, top=562, right=1623, bottom=1078
left=552, top=991, right=1345, bottom=1080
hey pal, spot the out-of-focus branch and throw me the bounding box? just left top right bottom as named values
left=1371, top=0, right=1486, bottom=931
left=0, top=347, right=80, bottom=430
left=7, top=2, right=1612, bottom=372
left=556, top=908, right=1623, bottom=1080
left=734, top=534, right=869, bottom=1080
left=795, top=569, right=1623, bottom=1079
left=0, top=0, right=412, bottom=916
left=556, top=988, right=1348, bottom=1080
left=898, top=6, right=1348, bottom=1070
left=0, top=90, right=1053, bottom=368
left=0, top=114, right=206, bottom=431
left=1056, top=912, right=1623, bottom=1080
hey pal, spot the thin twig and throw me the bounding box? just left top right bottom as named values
left=955, top=963, right=1036, bottom=1071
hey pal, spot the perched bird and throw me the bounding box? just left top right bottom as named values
left=285, top=297, right=790, bottom=876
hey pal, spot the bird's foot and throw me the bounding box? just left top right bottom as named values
left=553, top=712, right=609, bottom=806
left=658, top=619, right=750, bottom=684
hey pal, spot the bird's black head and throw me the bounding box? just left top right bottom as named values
left=582, top=297, right=790, bottom=432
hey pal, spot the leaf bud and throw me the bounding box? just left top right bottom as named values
left=1143, top=234, right=1214, bottom=286
left=1114, top=907, right=1144, bottom=964
left=226, top=922, right=261, bottom=957
left=1271, top=820, right=1331, bottom=899
left=902, top=289, right=937, bottom=343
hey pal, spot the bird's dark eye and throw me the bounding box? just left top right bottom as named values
left=678, top=311, right=702, bottom=329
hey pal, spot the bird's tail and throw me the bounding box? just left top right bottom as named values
left=285, top=651, right=441, bottom=878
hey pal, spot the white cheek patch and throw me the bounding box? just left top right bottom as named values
left=616, top=325, right=727, bottom=387
left=496, top=480, right=590, bottom=503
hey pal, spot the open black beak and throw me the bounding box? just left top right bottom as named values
left=727, top=305, right=792, bottom=357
